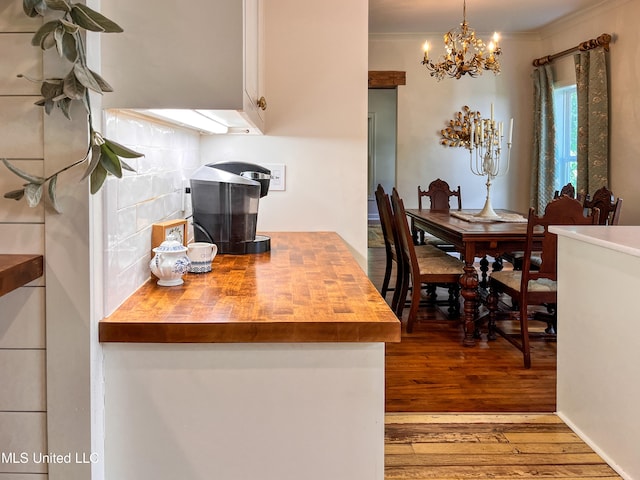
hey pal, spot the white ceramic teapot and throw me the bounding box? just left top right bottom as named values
left=149, top=234, right=191, bottom=286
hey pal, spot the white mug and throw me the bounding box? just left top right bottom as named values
left=187, top=242, right=217, bottom=273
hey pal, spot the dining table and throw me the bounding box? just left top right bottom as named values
left=404, top=208, right=541, bottom=347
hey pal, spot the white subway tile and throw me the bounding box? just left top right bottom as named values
left=136, top=197, right=165, bottom=232
left=116, top=174, right=155, bottom=209
left=164, top=191, right=183, bottom=216
left=104, top=113, right=202, bottom=307
left=117, top=205, right=137, bottom=240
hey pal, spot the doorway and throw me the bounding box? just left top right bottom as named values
left=367, top=88, right=397, bottom=220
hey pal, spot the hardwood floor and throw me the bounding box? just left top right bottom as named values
left=385, top=413, right=622, bottom=479
left=368, top=230, right=620, bottom=478
left=367, top=246, right=557, bottom=412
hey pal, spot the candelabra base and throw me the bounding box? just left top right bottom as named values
left=474, top=199, right=500, bottom=219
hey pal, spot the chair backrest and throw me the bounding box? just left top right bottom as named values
left=418, top=178, right=462, bottom=210
left=554, top=182, right=576, bottom=199
left=374, top=184, right=400, bottom=257
left=583, top=186, right=623, bottom=225
left=521, top=195, right=600, bottom=285
left=390, top=188, right=418, bottom=274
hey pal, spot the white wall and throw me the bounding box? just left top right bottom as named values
left=368, top=33, right=541, bottom=215
left=103, top=343, right=385, bottom=480
left=200, top=0, right=370, bottom=266
left=538, top=0, right=640, bottom=225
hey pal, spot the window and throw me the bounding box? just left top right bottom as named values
left=553, top=85, right=577, bottom=190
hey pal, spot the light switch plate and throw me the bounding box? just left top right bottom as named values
left=262, top=163, right=285, bottom=191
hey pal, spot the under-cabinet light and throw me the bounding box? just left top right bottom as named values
left=143, top=109, right=229, bottom=134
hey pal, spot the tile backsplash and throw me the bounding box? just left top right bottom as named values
left=103, top=110, right=201, bottom=315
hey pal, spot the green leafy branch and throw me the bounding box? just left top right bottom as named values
left=2, top=0, right=143, bottom=212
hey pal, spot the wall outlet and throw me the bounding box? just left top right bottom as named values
left=262, top=163, right=285, bottom=191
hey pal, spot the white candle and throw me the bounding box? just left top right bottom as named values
left=490, top=103, right=494, bottom=122
left=499, top=121, right=503, bottom=138
left=508, top=118, right=514, bottom=143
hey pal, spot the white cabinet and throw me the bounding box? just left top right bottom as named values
left=243, top=0, right=265, bottom=130
left=99, top=0, right=265, bottom=132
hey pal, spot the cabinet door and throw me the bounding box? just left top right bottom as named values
left=100, top=0, right=243, bottom=109
left=242, top=0, right=265, bottom=131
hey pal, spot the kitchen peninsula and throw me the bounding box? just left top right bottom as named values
left=552, top=226, right=640, bottom=479
left=100, top=232, right=399, bottom=480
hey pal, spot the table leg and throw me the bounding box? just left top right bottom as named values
left=479, top=256, right=489, bottom=289
left=459, top=259, right=479, bottom=347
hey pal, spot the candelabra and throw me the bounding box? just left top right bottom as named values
left=468, top=105, right=512, bottom=219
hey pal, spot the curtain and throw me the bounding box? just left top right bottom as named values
left=530, top=64, right=556, bottom=213
left=574, top=49, right=609, bottom=198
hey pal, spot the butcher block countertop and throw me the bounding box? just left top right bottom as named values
left=100, top=232, right=400, bottom=343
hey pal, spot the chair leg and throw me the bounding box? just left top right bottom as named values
left=406, top=276, right=421, bottom=334
left=520, top=301, right=532, bottom=369
left=447, top=284, right=460, bottom=318
left=390, top=260, right=403, bottom=312
left=395, top=265, right=410, bottom=319
left=426, top=284, right=437, bottom=302
left=486, top=288, right=499, bottom=341
left=380, top=252, right=393, bottom=300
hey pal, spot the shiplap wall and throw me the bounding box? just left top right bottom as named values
left=0, top=3, right=48, bottom=478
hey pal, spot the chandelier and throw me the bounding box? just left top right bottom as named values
left=421, top=0, right=501, bottom=80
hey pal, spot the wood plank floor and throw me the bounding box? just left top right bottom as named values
left=385, top=413, right=622, bottom=479
left=367, top=245, right=557, bottom=413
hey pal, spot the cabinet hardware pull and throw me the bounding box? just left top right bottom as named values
left=257, top=96, right=267, bottom=111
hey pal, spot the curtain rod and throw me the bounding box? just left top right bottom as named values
left=532, top=33, right=611, bottom=67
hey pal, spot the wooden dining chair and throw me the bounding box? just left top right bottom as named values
left=374, top=184, right=405, bottom=311
left=391, top=188, right=464, bottom=332
left=554, top=182, right=576, bottom=199
left=486, top=195, right=600, bottom=368
left=583, top=186, right=622, bottom=225
left=375, top=184, right=449, bottom=312
left=418, top=178, right=462, bottom=210
left=415, top=178, right=461, bottom=250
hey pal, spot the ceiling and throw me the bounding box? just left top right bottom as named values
left=369, top=0, right=608, bottom=35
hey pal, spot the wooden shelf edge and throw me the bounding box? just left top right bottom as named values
left=0, top=254, right=44, bottom=297
left=99, top=321, right=401, bottom=344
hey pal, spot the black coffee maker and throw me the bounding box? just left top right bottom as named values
left=190, top=161, right=271, bottom=254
